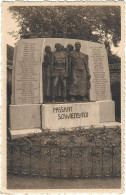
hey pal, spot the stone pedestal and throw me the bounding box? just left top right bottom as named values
left=9, top=100, right=115, bottom=131
left=9, top=101, right=116, bottom=138
left=41, top=100, right=115, bottom=130
left=10, top=104, right=41, bottom=130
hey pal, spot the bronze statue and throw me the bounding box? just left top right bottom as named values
left=67, top=44, right=74, bottom=53
left=51, top=43, right=68, bottom=103
left=64, top=47, right=69, bottom=53
left=43, top=45, right=52, bottom=101
left=61, top=45, right=65, bottom=52
left=69, top=42, right=91, bottom=102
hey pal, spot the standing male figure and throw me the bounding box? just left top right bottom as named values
left=69, top=42, right=91, bottom=102
left=43, top=45, right=52, bottom=101
left=51, top=43, right=68, bottom=103
left=67, top=44, right=74, bottom=53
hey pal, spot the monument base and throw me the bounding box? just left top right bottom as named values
left=9, top=104, right=41, bottom=130
left=9, top=100, right=115, bottom=135
left=42, top=100, right=115, bottom=130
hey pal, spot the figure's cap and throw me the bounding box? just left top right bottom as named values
left=67, top=44, right=74, bottom=51
left=75, top=42, right=81, bottom=46
left=55, top=43, right=61, bottom=48
left=45, top=45, right=51, bottom=52
left=67, top=44, right=74, bottom=48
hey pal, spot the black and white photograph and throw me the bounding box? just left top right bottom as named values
left=1, top=1, right=124, bottom=192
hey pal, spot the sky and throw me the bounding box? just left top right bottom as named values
left=6, top=7, right=121, bottom=57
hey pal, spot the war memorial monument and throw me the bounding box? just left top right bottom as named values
left=5, top=4, right=122, bottom=188
left=9, top=38, right=117, bottom=138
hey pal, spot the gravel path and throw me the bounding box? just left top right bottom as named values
left=7, top=174, right=121, bottom=189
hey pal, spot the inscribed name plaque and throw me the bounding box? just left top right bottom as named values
left=13, top=39, right=44, bottom=104
left=88, top=44, right=112, bottom=101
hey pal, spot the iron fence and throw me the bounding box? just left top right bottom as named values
left=7, top=137, right=121, bottom=179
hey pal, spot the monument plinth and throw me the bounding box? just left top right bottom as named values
left=9, top=38, right=117, bottom=138
left=42, top=101, right=115, bottom=130
left=10, top=104, right=41, bottom=130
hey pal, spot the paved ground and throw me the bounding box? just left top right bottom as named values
left=7, top=174, right=121, bottom=189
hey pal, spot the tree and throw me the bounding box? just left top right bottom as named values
left=7, top=44, right=14, bottom=65
left=9, top=6, right=121, bottom=62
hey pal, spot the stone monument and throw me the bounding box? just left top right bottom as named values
left=9, top=38, right=116, bottom=138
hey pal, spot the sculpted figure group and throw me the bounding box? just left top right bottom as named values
left=43, top=42, right=91, bottom=103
